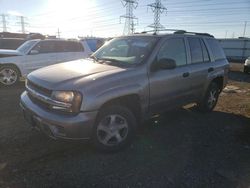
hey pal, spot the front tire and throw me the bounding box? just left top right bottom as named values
left=197, top=82, right=220, bottom=112
left=0, top=65, right=20, bottom=86
left=92, top=105, right=137, bottom=152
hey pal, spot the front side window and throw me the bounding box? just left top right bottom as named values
left=17, top=40, right=38, bottom=54
left=188, top=37, right=203, bottom=64
left=31, top=41, right=56, bottom=54
left=157, top=38, right=187, bottom=67
left=93, top=37, right=158, bottom=65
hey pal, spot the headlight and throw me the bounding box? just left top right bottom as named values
left=51, top=91, right=82, bottom=113
left=245, top=59, right=250, bottom=66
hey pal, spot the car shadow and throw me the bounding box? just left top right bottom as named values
left=3, top=108, right=250, bottom=187
left=229, top=70, right=250, bottom=83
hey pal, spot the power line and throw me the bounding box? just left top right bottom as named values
left=147, top=0, right=167, bottom=33
left=120, top=0, right=138, bottom=35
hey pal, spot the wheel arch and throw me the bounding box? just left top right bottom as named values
left=98, top=94, right=142, bottom=124
left=211, top=76, right=224, bottom=92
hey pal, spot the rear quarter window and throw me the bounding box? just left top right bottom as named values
left=206, top=39, right=226, bottom=61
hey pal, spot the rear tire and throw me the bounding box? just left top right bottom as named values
left=197, top=82, right=220, bottom=113
left=0, top=65, right=20, bottom=86
left=92, top=105, right=137, bottom=152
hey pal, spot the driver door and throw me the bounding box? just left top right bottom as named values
left=149, top=37, right=193, bottom=114
left=24, top=41, right=59, bottom=74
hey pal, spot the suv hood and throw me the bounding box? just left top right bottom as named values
left=0, top=49, right=23, bottom=57
left=28, top=59, right=123, bottom=89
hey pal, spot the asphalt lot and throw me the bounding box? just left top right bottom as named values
left=0, top=63, right=250, bottom=188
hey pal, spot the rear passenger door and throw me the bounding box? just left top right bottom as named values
left=149, top=37, right=193, bottom=113
left=186, top=37, right=211, bottom=98
left=55, top=41, right=87, bottom=62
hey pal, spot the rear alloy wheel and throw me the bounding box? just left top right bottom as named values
left=0, top=66, right=19, bottom=86
left=197, top=82, right=220, bottom=112
left=93, top=105, right=136, bottom=151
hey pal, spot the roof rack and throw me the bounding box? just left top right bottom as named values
left=137, top=29, right=214, bottom=37
left=173, top=30, right=214, bottom=37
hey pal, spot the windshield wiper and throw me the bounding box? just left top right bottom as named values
left=89, top=55, right=99, bottom=62
left=98, top=58, right=127, bottom=67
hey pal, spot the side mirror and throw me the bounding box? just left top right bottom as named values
left=158, top=58, right=176, bottom=69
left=30, top=50, right=39, bottom=55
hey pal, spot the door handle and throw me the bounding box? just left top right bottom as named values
left=208, top=67, right=214, bottom=72
left=182, top=72, right=190, bottom=78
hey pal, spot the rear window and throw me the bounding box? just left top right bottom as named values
left=206, top=39, right=226, bottom=61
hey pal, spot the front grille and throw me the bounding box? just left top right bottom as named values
left=26, top=79, right=52, bottom=110
left=27, top=92, right=51, bottom=110
left=27, top=80, right=52, bottom=97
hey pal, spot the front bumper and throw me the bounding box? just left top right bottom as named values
left=20, top=91, right=98, bottom=140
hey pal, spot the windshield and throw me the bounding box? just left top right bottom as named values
left=17, top=40, right=38, bottom=54
left=92, top=37, right=158, bottom=65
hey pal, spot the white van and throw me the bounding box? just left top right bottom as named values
left=0, top=39, right=91, bottom=86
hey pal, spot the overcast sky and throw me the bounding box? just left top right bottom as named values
left=0, top=0, right=249, bottom=38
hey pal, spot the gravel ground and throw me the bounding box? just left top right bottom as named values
left=0, top=63, right=250, bottom=188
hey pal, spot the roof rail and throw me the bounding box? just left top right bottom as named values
left=140, top=29, right=183, bottom=34
left=138, top=29, right=214, bottom=37
left=173, top=30, right=214, bottom=37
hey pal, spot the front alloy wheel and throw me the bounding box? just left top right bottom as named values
left=0, top=66, right=19, bottom=86
left=97, top=114, right=129, bottom=146
left=93, top=105, right=136, bottom=151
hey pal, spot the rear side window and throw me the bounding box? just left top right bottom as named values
left=157, top=38, right=187, bottom=67
left=187, top=37, right=203, bottom=64
left=206, top=39, right=226, bottom=61
left=201, top=39, right=210, bottom=62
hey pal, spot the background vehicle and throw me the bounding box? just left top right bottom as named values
left=0, top=39, right=88, bottom=86
left=244, top=57, right=250, bottom=73
left=0, top=38, right=26, bottom=50
left=20, top=31, right=229, bottom=151
left=80, top=37, right=105, bottom=53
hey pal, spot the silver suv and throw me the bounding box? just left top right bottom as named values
left=20, top=30, right=229, bottom=151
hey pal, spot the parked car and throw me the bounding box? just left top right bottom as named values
left=0, top=39, right=90, bottom=86
left=80, top=37, right=105, bottom=53
left=0, top=38, right=26, bottom=50
left=20, top=31, right=229, bottom=151
left=244, top=57, right=250, bottom=73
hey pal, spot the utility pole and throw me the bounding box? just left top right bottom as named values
left=232, top=32, right=235, bottom=38
left=56, top=28, right=61, bottom=38
left=0, top=14, right=8, bottom=32
left=16, top=16, right=28, bottom=33
left=147, top=0, right=167, bottom=33
left=225, top=30, right=228, bottom=39
left=243, top=21, right=247, bottom=38
left=120, top=0, right=138, bottom=35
